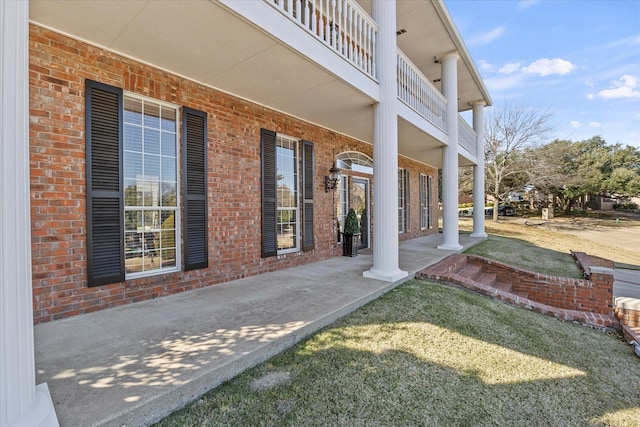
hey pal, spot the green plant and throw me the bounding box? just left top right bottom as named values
left=343, top=208, right=360, bottom=235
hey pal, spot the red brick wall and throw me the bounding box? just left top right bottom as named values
left=29, top=25, right=439, bottom=323
left=466, top=256, right=614, bottom=315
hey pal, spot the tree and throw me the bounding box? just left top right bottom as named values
left=528, top=136, right=640, bottom=213
left=485, top=103, right=554, bottom=221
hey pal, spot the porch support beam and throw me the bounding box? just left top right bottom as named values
left=470, top=101, right=487, bottom=238
left=0, top=0, right=59, bottom=425
left=438, top=52, right=463, bottom=251
left=363, top=0, right=407, bottom=282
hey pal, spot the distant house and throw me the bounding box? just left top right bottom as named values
left=1, top=0, right=491, bottom=424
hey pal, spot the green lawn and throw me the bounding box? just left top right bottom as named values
left=463, top=234, right=584, bottom=278
left=155, top=280, right=640, bottom=427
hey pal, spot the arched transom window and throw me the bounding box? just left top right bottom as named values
left=336, top=151, right=373, bottom=174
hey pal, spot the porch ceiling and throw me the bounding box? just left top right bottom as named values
left=30, top=0, right=487, bottom=167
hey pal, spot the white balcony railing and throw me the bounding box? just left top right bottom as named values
left=267, top=0, right=378, bottom=79
left=397, top=50, right=447, bottom=133
left=458, top=115, right=477, bottom=155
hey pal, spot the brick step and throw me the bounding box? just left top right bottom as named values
left=457, top=264, right=482, bottom=280
left=477, top=272, right=497, bottom=288
left=492, top=280, right=512, bottom=293
left=513, top=291, right=529, bottom=299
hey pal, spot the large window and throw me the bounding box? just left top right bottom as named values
left=123, top=96, right=179, bottom=276
left=86, top=80, right=208, bottom=287
left=420, top=173, right=433, bottom=229
left=276, top=135, right=299, bottom=252
left=398, top=169, right=406, bottom=233
left=420, top=173, right=428, bottom=229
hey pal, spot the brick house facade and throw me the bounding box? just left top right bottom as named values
left=29, top=25, right=439, bottom=324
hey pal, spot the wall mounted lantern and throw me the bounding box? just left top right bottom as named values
left=325, top=163, right=341, bottom=192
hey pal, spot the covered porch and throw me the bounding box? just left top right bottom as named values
left=34, top=232, right=485, bottom=426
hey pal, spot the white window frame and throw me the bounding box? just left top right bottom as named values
left=398, top=168, right=406, bottom=234
left=337, top=175, right=349, bottom=240
left=123, top=93, right=181, bottom=279
left=420, top=173, right=428, bottom=229
left=276, top=134, right=300, bottom=254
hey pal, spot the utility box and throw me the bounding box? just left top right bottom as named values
left=542, top=208, right=554, bottom=219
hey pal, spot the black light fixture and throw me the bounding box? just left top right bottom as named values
left=325, top=163, right=341, bottom=192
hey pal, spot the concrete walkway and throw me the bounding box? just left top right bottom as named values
left=35, top=233, right=483, bottom=427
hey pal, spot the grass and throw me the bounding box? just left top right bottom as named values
left=155, top=280, right=640, bottom=427
left=464, top=234, right=584, bottom=278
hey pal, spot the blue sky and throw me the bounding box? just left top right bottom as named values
left=446, top=0, right=640, bottom=148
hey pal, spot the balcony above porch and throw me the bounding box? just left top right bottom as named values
left=29, top=0, right=490, bottom=166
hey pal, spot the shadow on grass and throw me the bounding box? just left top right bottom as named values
left=156, top=281, right=640, bottom=426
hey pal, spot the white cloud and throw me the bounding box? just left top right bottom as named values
left=521, top=58, right=576, bottom=76
left=478, top=59, right=494, bottom=72
left=589, top=121, right=602, bottom=128
left=484, top=73, right=526, bottom=92
left=499, top=62, right=522, bottom=74
left=570, top=121, right=581, bottom=128
left=586, top=93, right=595, bottom=100
left=469, top=26, right=506, bottom=46
left=597, top=74, right=640, bottom=99
left=584, top=80, right=595, bottom=88
left=518, top=0, right=541, bottom=9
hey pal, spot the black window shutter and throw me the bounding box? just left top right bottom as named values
left=405, top=169, right=411, bottom=231
left=261, top=129, right=278, bottom=258
left=85, top=79, right=124, bottom=287
left=182, top=107, right=209, bottom=271
left=302, top=140, right=314, bottom=251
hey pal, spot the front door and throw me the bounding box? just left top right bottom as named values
left=352, top=178, right=369, bottom=249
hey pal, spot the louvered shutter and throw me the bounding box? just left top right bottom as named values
left=86, top=80, right=124, bottom=287
left=261, top=129, right=277, bottom=258
left=182, top=108, right=208, bottom=271
left=302, top=140, right=314, bottom=251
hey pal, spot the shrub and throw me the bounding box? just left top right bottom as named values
left=344, top=208, right=360, bottom=235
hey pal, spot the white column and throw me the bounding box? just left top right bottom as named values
left=0, top=0, right=59, bottom=426
left=363, top=0, right=407, bottom=282
left=437, top=52, right=462, bottom=251
left=470, top=101, right=487, bottom=238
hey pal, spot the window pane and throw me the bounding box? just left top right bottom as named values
left=161, top=132, right=176, bottom=157
left=124, top=180, right=142, bottom=207
left=125, top=211, right=142, bottom=232
left=161, top=183, right=177, bottom=207
left=143, top=181, right=160, bottom=207
left=124, top=98, right=142, bottom=125
left=124, top=152, right=143, bottom=179
left=144, top=129, right=161, bottom=155
left=159, top=249, right=176, bottom=269
left=161, top=156, right=176, bottom=182
left=144, top=102, right=160, bottom=129
left=161, top=108, right=176, bottom=132
left=144, top=210, right=160, bottom=229
left=124, top=124, right=142, bottom=152
left=144, top=154, right=161, bottom=179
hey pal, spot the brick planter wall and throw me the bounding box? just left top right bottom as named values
left=418, top=254, right=617, bottom=329
left=465, top=256, right=614, bottom=315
